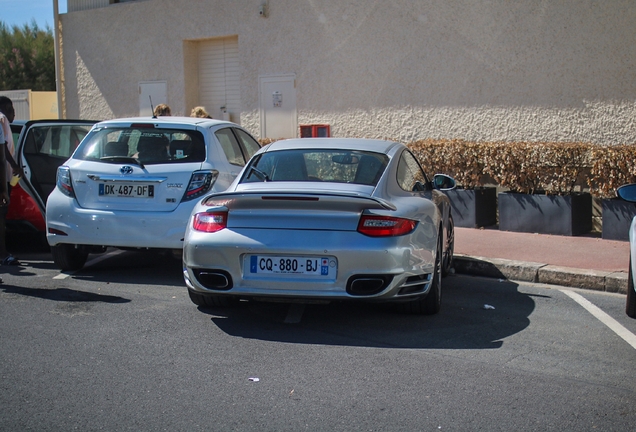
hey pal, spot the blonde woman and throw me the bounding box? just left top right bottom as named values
left=153, top=104, right=172, bottom=116
left=191, top=106, right=212, bottom=119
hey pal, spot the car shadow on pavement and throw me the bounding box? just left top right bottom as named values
left=66, top=250, right=185, bottom=287
left=1, top=249, right=185, bottom=286
left=0, top=285, right=130, bottom=303
left=198, top=274, right=535, bottom=350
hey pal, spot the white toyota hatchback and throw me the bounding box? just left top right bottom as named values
left=46, top=116, right=261, bottom=271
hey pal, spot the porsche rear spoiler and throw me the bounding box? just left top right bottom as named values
left=202, top=191, right=397, bottom=212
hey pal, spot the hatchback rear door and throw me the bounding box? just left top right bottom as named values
left=68, top=123, right=210, bottom=212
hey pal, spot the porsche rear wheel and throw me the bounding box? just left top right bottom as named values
left=51, top=244, right=89, bottom=271
left=626, top=258, right=636, bottom=318
left=188, top=290, right=240, bottom=308
left=404, top=229, right=442, bottom=315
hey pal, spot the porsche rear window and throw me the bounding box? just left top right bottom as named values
left=242, top=149, right=389, bottom=185
left=74, top=127, right=205, bottom=165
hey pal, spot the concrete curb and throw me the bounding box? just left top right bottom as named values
left=453, top=254, right=628, bottom=294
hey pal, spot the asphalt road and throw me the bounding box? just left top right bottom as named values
left=1, top=248, right=636, bottom=431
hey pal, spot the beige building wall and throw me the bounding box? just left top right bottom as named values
left=0, top=90, right=59, bottom=120
left=30, top=92, right=59, bottom=119
left=60, top=0, right=636, bottom=145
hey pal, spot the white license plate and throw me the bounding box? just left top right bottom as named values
left=99, top=183, right=154, bottom=198
left=249, top=255, right=330, bottom=275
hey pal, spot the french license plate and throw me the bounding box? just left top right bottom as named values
left=99, top=183, right=154, bottom=198
left=250, top=255, right=330, bottom=276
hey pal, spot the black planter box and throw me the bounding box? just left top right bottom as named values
left=443, top=187, right=497, bottom=228
left=498, top=192, right=592, bottom=236
left=602, top=199, right=636, bottom=241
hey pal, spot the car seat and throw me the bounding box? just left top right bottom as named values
left=169, top=140, right=192, bottom=159
left=354, top=155, right=384, bottom=185
left=271, top=153, right=308, bottom=181
left=104, top=141, right=129, bottom=157
left=137, top=135, right=169, bottom=162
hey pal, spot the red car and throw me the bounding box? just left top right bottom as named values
left=8, top=120, right=97, bottom=245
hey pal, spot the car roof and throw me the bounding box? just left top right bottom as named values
left=265, top=138, right=402, bottom=154
left=95, top=116, right=236, bottom=128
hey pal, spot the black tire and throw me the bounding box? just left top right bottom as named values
left=403, top=229, right=442, bottom=315
left=51, top=244, right=89, bottom=271
left=442, top=214, right=454, bottom=277
left=627, top=258, right=636, bottom=318
left=188, top=290, right=240, bottom=308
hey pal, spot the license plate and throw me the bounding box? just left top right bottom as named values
left=250, top=255, right=330, bottom=276
left=99, top=183, right=154, bottom=198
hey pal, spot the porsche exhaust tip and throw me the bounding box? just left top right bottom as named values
left=346, top=275, right=393, bottom=296
left=193, top=269, right=233, bottom=290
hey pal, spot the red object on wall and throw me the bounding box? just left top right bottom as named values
left=300, top=124, right=330, bottom=138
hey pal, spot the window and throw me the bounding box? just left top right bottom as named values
left=75, top=127, right=205, bottom=165
left=242, top=149, right=388, bottom=185
left=300, top=124, right=331, bottom=138
left=397, top=150, right=428, bottom=192
left=215, top=128, right=246, bottom=166
left=24, top=125, right=92, bottom=159
left=215, top=127, right=261, bottom=167
left=233, top=128, right=261, bottom=160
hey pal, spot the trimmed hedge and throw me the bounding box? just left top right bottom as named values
left=410, top=140, right=636, bottom=198
left=588, top=145, right=636, bottom=198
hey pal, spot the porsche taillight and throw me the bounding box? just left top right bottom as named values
left=193, top=211, right=228, bottom=232
left=357, top=215, right=417, bottom=237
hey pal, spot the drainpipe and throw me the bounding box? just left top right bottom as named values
left=53, top=0, right=63, bottom=119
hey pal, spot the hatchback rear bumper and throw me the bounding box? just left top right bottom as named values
left=46, top=191, right=195, bottom=249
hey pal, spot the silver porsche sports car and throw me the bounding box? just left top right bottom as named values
left=183, top=138, right=456, bottom=314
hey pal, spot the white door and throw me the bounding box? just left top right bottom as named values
left=139, top=81, right=167, bottom=116
left=259, top=74, right=297, bottom=139
left=198, top=37, right=240, bottom=121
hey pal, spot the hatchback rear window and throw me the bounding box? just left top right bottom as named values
left=242, top=149, right=389, bottom=185
left=74, top=127, right=206, bottom=165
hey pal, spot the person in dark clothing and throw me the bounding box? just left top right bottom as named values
left=0, top=96, right=21, bottom=266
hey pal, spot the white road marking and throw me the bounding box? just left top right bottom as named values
left=53, top=249, right=126, bottom=279
left=560, top=289, right=636, bottom=350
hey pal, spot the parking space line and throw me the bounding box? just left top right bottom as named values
left=52, top=250, right=126, bottom=279
left=560, top=289, right=636, bottom=350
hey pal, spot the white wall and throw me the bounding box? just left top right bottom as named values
left=59, top=0, right=636, bottom=145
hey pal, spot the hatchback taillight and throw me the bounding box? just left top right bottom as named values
left=357, top=215, right=417, bottom=237
left=182, top=170, right=219, bottom=202
left=56, top=166, right=75, bottom=198
left=193, top=211, right=228, bottom=232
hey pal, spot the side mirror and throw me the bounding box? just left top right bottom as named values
left=617, top=183, right=636, bottom=203
left=432, top=174, right=456, bottom=191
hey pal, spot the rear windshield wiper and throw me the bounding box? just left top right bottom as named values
left=100, top=156, right=145, bottom=169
